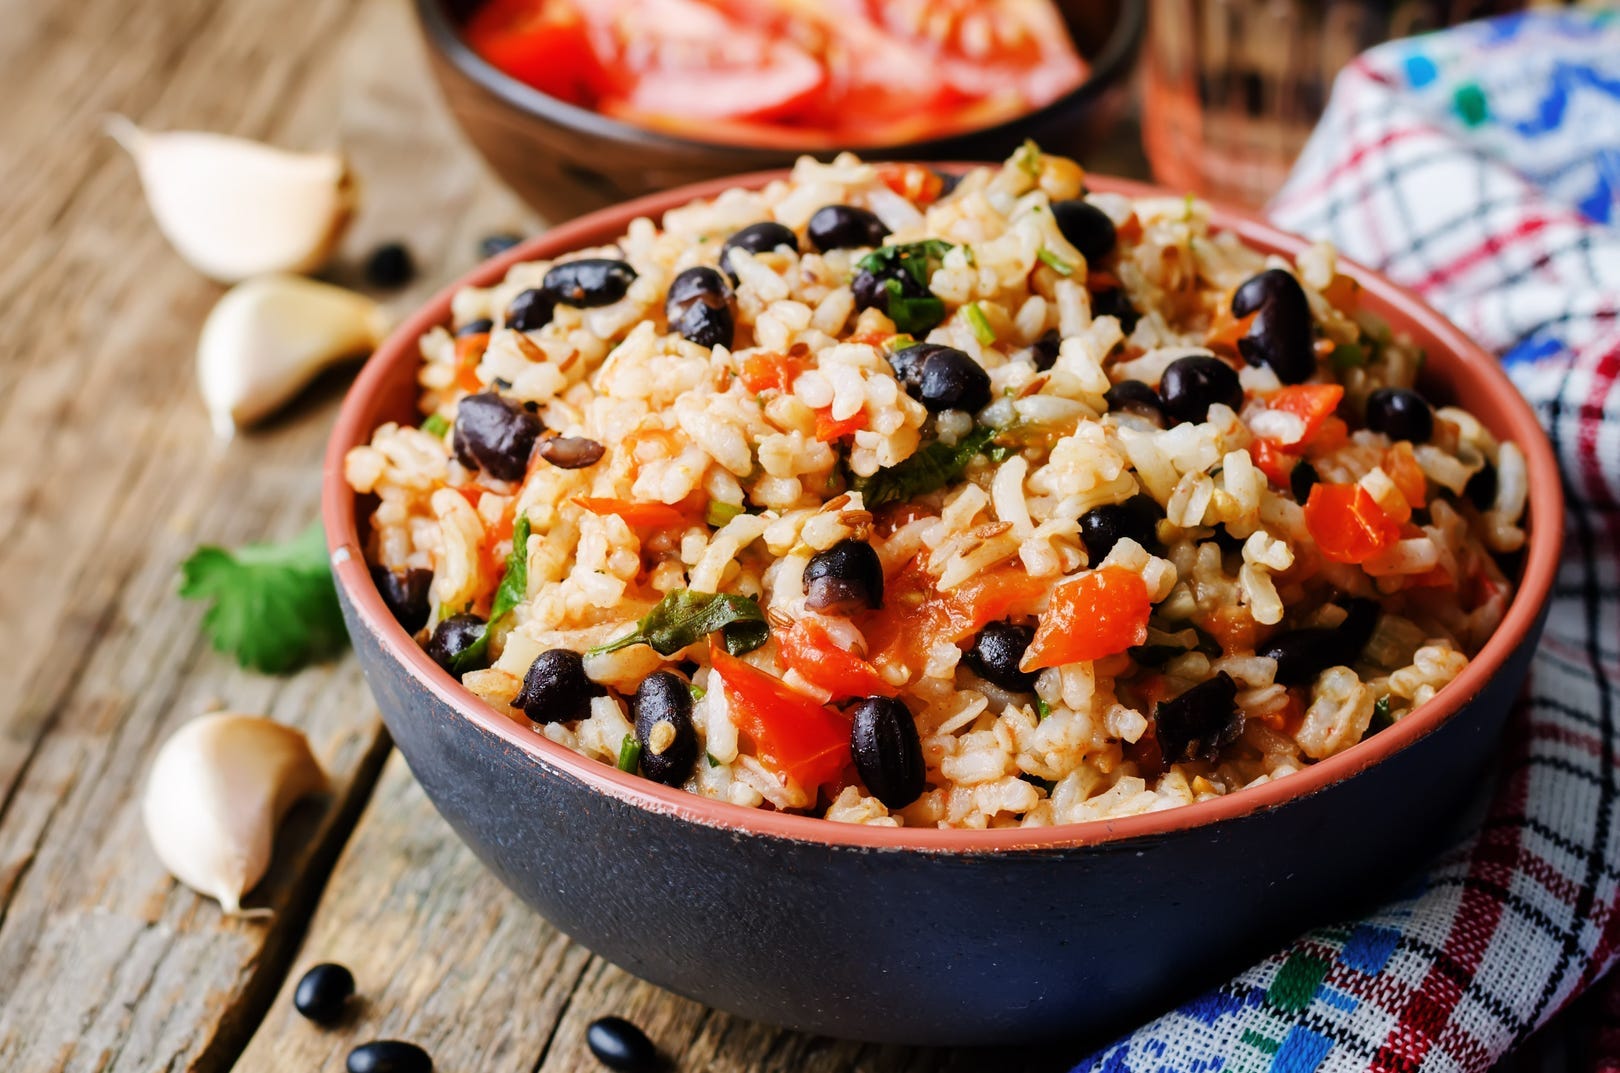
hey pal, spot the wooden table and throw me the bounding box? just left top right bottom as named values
left=1, top=0, right=1148, bottom=1069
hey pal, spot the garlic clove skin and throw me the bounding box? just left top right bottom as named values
left=107, top=115, right=356, bottom=283
left=197, top=275, right=388, bottom=438
left=142, top=713, right=329, bottom=916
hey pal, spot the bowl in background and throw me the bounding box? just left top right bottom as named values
left=414, top=0, right=1148, bottom=221
left=323, top=168, right=1562, bottom=1045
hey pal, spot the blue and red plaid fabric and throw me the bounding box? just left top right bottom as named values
left=1075, top=11, right=1620, bottom=1073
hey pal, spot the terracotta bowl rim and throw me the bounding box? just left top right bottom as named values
left=323, top=167, right=1563, bottom=853
left=412, top=0, right=1149, bottom=158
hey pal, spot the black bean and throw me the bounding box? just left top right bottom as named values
left=505, top=287, right=554, bottom=332
left=935, top=168, right=963, bottom=197
left=964, top=622, right=1038, bottom=692
left=586, top=1016, right=660, bottom=1072
left=665, top=266, right=734, bottom=349
left=1104, top=379, right=1166, bottom=425
left=371, top=567, right=433, bottom=633
left=1159, top=355, right=1243, bottom=424
left=1233, top=269, right=1316, bottom=384
left=514, top=649, right=603, bottom=723
left=479, top=232, right=524, bottom=259
left=1465, top=458, right=1497, bottom=510
left=1290, top=460, right=1320, bottom=503
left=1231, top=268, right=1302, bottom=318
left=632, top=671, right=698, bottom=787
left=537, top=435, right=606, bottom=469
left=1091, top=286, right=1140, bottom=334
left=1209, top=523, right=1245, bottom=556
left=456, top=317, right=494, bottom=337
left=364, top=242, right=415, bottom=289
left=1028, top=329, right=1061, bottom=371
left=807, top=204, right=890, bottom=252
left=850, top=697, right=926, bottom=808
left=426, top=613, right=487, bottom=674
left=720, top=221, right=798, bottom=282
left=453, top=392, right=542, bottom=481
left=346, top=1040, right=432, bottom=1073
left=803, top=539, right=884, bottom=613
left=292, top=962, right=355, bottom=1025
left=1079, top=495, right=1164, bottom=562
left=1257, top=598, right=1379, bottom=686
left=1154, top=671, right=1241, bottom=763
left=542, top=258, right=638, bottom=308
left=886, top=342, right=991, bottom=413
left=1365, top=386, right=1434, bottom=443
left=1051, top=199, right=1117, bottom=263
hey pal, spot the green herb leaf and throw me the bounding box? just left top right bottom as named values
left=1331, top=342, right=1366, bottom=371
left=587, top=589, right=768, bottom=658
left=882, top=281, right=946, bottom=335
left=857, top=239, right=954, bottom=288
left=852, top=424, right=997, bottom=508
left=179, top=520, right=348, bottom=675
left=965, top=302, right=996, bottom=345
left=1013, top=139, right=1043, bottom=177
left=705, top=751, right=721, bottom=769
left=689, top=684, right=707, bottom=702
left=617, top=735, right=642, bottom=773
left=449, top=514, right=531, bottom=674
left=1036, top=698, right=1053, bottom=721
left=421, top=413, right=450, bottom=438
left=1369, top=695, right=1394, bottom=735
left=705, top=500, right=744, bottom=528
left=1036, top=248, right=1076, bottom=276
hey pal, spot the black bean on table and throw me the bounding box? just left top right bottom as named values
left=720, top=221, right=799, bottom=282
left=1028, top=329, right=1061, bottom=371
left=665, top=266, right=734, bottom=349
left=453, top=392, right=542, bottom=482
left=1154, top=671, right=1241, bottom=764
left=1365, top=386, right=1435, bottom=443
left=586, top=1015, right=661, bottom=1072
left=346, top=1040, right=432, bottom=1073
left=1465, top=457, right=1498, bottom=510
left=1079, top=494, right=1164, bottom=562
left=1290, top=459, right=1320, bottom=503
left=803, top=539, right=885, bottom=613
left=426, top=613, right=487, bottom=674
left=964, top=621, right=1038, bottom=692
left=807, top=204, right=890, bottom=252
left=537, top=435, right=606, bottom=469
left=850, top=696, right=926, bottom=809
left=1051, top=199, right=1117, bottom=263
left=542, top=258, right=638, bottom=308
left=514, top=649, right=603, bottom=723
left=886, top=342, right=991, bottom=413
left=371, top=566, right=433, bottom=633
left=292, top=961, right=355, bottom=1025
left=1104, top=378, right=1166, bottom=425
left=1159, top=354, right=1243, bottom=424
left=505, top=287, right=554, bottom=332
left=633, top=671, right=699, bottom=787
left=456, top=317, right=494, bottom=337
left=364, top=241, right=414, bottom=290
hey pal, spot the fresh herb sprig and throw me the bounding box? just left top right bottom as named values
left=449, top=514, right=531, bottom=674
left=587, top=589, right=768, bottom=658
left=852, top=424, right=998, bottom=508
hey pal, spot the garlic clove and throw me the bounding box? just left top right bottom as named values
left=197, top=274, right=388, bottom=438
left=107, top=115, right=356, bottom=283
left=142, top=713, right=329, bottom=916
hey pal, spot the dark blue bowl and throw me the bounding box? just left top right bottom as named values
left=324, top=173, right=1562, bottom=1045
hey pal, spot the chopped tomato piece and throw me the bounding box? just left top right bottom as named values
left=778, top=622, right=896, bottom=700
left=709, top=641, right=852, bottom=788
left=1383, top=442, right=1428, bottom=509
left=1307, top=415, right=1349, bottom=456
left=1267, top=384, right=1344, bottom=449
left=1205, top=309, right=1257, bottom=357
left=813, top=408, right=866, bottom=442
left=1323, top=272, right=1360, bottom=312
left=863, top=560, right=1048, bottom=678
left=1024, top=566, right=1152, bottom=670
left=1303, top=483, right=1401, bottom=564
left=1248, top=438, right=1296, bottom=487
left=1086, top=269, right=1121, bottom=291
left=454, top=332, right=490, bottom=393
left=1115, top=213, right=1143, bottom=244
left=1199, top=604, right=1259, bottom=656
left=738, top=350, right=812, bottom=395
left=876, top=163, right=945, bottom=206
left=573, top=497, right=693, bottom=529
left=1408, top=564, right=1456, bottom=589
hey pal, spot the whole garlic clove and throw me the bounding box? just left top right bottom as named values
left=142, top=713, right=329, bottom=916
left=107, top=115, right=356, bottom=283
left=197, top=274, right=388, bottom=438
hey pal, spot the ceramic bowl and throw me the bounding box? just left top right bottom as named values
left=413, top=0, right=1147, bottom=220
left=323, top=171, right=1562, bottom=1046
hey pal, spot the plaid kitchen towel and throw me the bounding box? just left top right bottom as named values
left=1076, top=11, right=1620, bottom=1073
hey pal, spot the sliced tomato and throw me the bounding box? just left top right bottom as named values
left=1383, top=442, right=1428, bottom=509
left=465, top=0, right=611, bottom=106
left=1248, top=438, right=1296, bottom=488
left=454, top=332, right=489, bottom=394
left=876, top=163, right=945, bottom=206
left=1024, top=566, right=1151, bottom=670
left=1303, top=483, right=1401, bottom=564
left=863, top=560, right=1048, bottom=678
left=574, top=497, right=693, bottom=530
left=710, top=641, right=852, bottom=788
left=1206, top=309, right=1257, bottom=357
left=1307, top=415, right=1349, bottom=456
left=813, top=407, right=866, bottom=442
left=1266, top=384, right=1344, bottom=449
left=778, top=621, right=896, bottom=699
left=738, top=350, right=812, bottom=395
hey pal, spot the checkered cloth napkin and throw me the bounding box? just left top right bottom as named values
left=1074, top=11, right=1620, bottom=1073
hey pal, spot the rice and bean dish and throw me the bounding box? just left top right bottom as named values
left=345, top=145, right=1527, bottom=829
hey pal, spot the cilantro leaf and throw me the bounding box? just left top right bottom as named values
left=449, top=514, right=530, bottom=674
left=852, top=424, right=998, bottom=508
left=587, top=589, right=768, bottom=658
left=179, top=520, right=348, bottom=674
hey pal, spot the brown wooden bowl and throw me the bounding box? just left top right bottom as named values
left=414, top=0, right=1147, bottom=221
